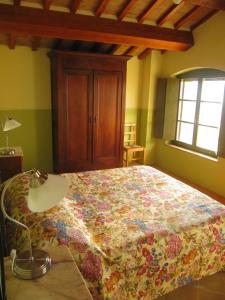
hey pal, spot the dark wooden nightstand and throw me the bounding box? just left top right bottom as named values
left=0, top=147, right=23, bottom=183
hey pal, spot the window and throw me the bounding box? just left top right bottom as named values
left=175, top=76, right=225, bottom=157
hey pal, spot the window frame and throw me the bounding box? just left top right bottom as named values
left=173, top=76, right=225, bottom=158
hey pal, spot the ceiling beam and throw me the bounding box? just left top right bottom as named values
left=157, top=3, right=183, bottom=26
left=189, top=0, right=225, bottom=10
left=175, top=6, right=201, bottom=29
left=138, top=48, right=151, bottom=60
left=191, top=9, right=217, bottom=30
left=31, top=37, right=41, bottom=51
left=91, top=42, right=102, bottom=52
left=117, top=0, right=138, bottom=21
left=70, top=0, right=81, bottom=13
left=123, top=46, right=133, bottom=55
left=42, top=0, right=52, bottom=11
left=123, top=46, right=139, bottom=56
left=95, top=0, right=111, bottom=17
left=138, top=0, right=158, bottom=24
left=14, top=0, right=21, bottom=6
left=53, top=39, right=63, bottom=50
left=8, top=33, right=16, bottom=49
left=0, top=3, right=194, bottom=51
left=71, top=40, right=82, bottom=51
left=107, top=44, right=120, bottom=54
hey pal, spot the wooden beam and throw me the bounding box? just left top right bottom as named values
left=117, top=0, right=138, bottom=21
left=8, top=33, right=16, bottom=49
left=123, top=46, right=139, bottom=56
left=157, top=3, right=183, bottom=26
left=71, top=40, right=82, bottom=51
left=31, top=37, right=41, bottom=51
left=95, top=0, right=111, bottom=17
left=123, top=46, right=133, bottom=55
left=0, top=3, right=194, bottom=51
left=190, top=0, right=225, bottom=10
left=175, top=6, right=201, bottom=29
left=14, top=0, right=21, bottom=6
left=70, top=0, right=81, bottom=13
left=91, top=42, right=102, bottom=52
left=191, top=9, right=217, bottom=30
left=53, top=39, right=63, bottom=50
left=42, top=0, right=52, bottom=11
left=138, top=48, right=151, bottom=60
left=107, top=44, right=120, bottom=54
left=138, top=0, right=158, bottom=24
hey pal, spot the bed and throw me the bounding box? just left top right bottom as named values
left=4, top=165, right=225, bottom=299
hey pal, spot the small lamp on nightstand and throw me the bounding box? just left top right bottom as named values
left=0, top=116, right=21, bottom=156
left=1, top=169, right=69, bottom=280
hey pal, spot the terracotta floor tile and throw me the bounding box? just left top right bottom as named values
left=196, top=289, right=225, bottom=300
left=195, top=272, right=225, bottom=295
left=157, top=272, right=225, bottom=300
left=158, top=286, right=197, bottom=300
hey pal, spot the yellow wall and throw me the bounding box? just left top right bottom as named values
left=156, top=140, right=225, bottom=197
left=156, top=11, right=225, bottom=197
left=125, top=57, right=142, bottom=124
left=137, top=50, right=162, bottom=164
left=0, top=46, right=51, bottom=110
left=126, top=57, right=141, bottom=111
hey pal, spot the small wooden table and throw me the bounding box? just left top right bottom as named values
left=0, top=146, right=23, bottom=182
left=4, top=245, right=93, bottom=300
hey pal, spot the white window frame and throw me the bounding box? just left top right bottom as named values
left=174, top=76, right=225, bottom=157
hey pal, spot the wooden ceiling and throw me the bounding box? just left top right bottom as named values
left=0, top=0, right=223, bottom=59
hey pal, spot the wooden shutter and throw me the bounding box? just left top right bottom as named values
left=153, top=78, right=167, bottom=138
left=153, top=78, right=180, bottom=140
left=163, top=78, right=180, bottom=140
left=218, top=95, right=225, bottom=158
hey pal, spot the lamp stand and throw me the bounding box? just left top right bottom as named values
left=12, top=249, right=51, bottom=280
left=1, top=171, right=52, bottom=280
left=1, top=169, right=68, bottom=280
left=0, top=134, right=16, bottom=156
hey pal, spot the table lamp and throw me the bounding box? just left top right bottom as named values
left=1, top=169, right=68, bottom=279
left=0, top=116, right=21, bottom=155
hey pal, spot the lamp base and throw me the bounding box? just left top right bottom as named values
left=12, top=249, right=51, bottom=280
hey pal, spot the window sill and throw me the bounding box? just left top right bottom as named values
left=164, top=141, right=218, bottom=162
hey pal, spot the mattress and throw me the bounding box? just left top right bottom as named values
left=5, top=166, right=225, bottom=299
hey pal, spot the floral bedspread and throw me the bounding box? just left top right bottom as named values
left=5, top=166, right=225, bottom=300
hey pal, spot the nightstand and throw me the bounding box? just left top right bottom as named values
left=0, top=146, right=23, bottom=182
left=4, top=245, right=93, bottom=300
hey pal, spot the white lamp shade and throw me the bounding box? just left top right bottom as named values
left=3, top=117, right=21, bottom=132
left=27, top=174, right=69, bottom=212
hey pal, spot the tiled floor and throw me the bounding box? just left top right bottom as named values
left=158, top=272, right=225, bottom=300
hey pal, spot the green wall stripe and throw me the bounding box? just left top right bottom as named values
left=0, top=110, right=53, bottom=172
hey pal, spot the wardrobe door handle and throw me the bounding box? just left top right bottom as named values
left=93, top=116, right=96, bottom=123
left=89, top=116, right=92, bottom=123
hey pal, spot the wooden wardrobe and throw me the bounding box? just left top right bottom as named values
left=49, top=51, right=129, bottom=173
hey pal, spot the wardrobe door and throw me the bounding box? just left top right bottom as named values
left=56, top=69, right=93, bottom=172
left=93, top=71, right=123, bottom=168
